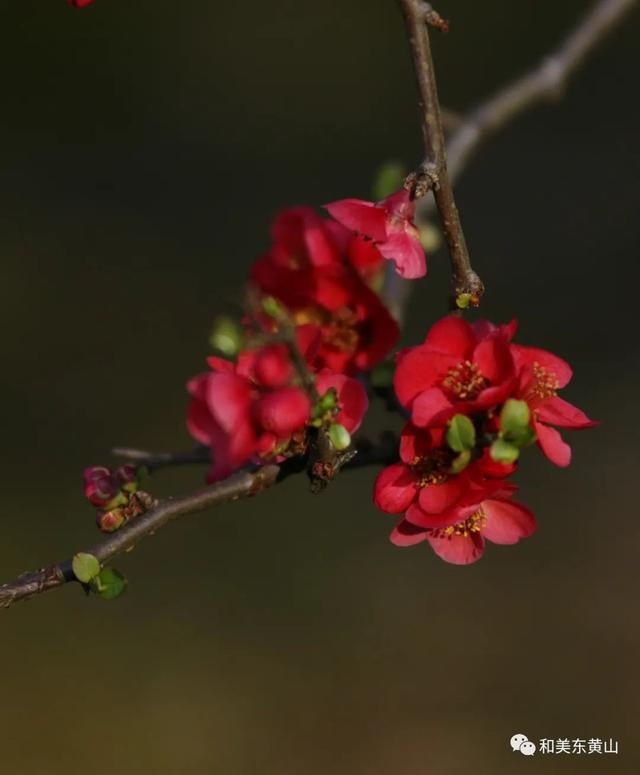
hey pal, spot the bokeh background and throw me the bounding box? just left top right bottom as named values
left=1, top=1, right=638, bottom=772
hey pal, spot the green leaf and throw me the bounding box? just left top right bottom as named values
left=372, top=162, right=405, bottom=200
left=96, top=568, right=127, bottom=600
left=490, top=439, right=520, bottom=464
left=209, top=315, right=243, bottom=358
left=500, top=399, right=531, bottom=435
left=328, top=423, right=351, bottom=452
left=449, top=449, right=471, bottom=474
left=72, top=553, right=101, bottom=584
left=446, top=414, right=476, bottom=453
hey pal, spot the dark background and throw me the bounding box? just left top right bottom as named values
left=1, top=1, right=638, bottom=772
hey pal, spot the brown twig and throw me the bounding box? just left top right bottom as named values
left=385, top=0, right=636, bottom=323
left=441, top=0, right=638, bottom=188
left=0, top=465, right=281, bottom=609
left=0, top=435, right=398, bottom=609
left=397, top=0, right=484, bottom=309
left=112, top=445, right=210, bottom=472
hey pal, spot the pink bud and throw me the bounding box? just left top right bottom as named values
left=84, top=474, right=121, bottom=508
left=116, top=464, right=140, bottom=493
left=254, top=387, right=311, bottom=436
left=254, top=344, right=293, bottom=388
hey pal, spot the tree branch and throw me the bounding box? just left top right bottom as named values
left=112, top=445, right=210, bottom=472
left=0, top=435, right=398, bottom=609
left=397, top=0, right=484, bottom=309
left=385, top=0, right=636, bottom=322
left=440, top=0, right=637, bottom=188
left=0, top=465, right=281, bottom=609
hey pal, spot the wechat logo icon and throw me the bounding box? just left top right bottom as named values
left=510, top=733, right=536, bottom=756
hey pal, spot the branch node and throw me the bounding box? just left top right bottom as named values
left=419, top=2, right=450, bottom=32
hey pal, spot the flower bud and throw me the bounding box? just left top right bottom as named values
left=84, top=467, right=124, bottom=509
left=116, top=464, right=140, bottom=493
left=328, top=423, right=351, bottom=451
left=254, top=344, right=293, bottom=388
left=96, top=507, right=127, bottom=533
left=209, top=315, right=243, bottom=358
left=254, top=387, right=311, bottom=436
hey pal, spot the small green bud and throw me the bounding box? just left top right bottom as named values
left=373, top=162, right=405, bottom=200
left=328, top=423, right=351, bottom=451
left=261, top=296, right=285, bottom=320
left=449, top=449, right=471, bottom=474
left=319, top=388, right=338, bottom=412
left=500, top=399, right=531, bottom=435
left=490, top=439, right=520, bottom=464
left=455, top=293, right=473, bottom=309
left=446, top=414, right=476, bottom=453
left=209, top=315, right=243, bottom=357
left=506, top=425, right=537, bottom=449
left=72, top=552, right=101, bottom=584
left=94, top=568, right=127, bottom=600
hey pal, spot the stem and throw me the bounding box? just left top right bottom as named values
left=0, top=436, right=398, bottom=609
left=397, top=0, right=483, bottom=308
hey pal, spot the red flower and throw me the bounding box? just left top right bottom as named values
left=390, top=492, right=537, bottom=565
left=325, top=188, right=426, bottom=279
left=187, top=347, right=312, bottom=482
left=250, top=206, right=398, bottom=375
left=68, top=0, right=95, bottom=6
left=394, top=316, right=517, bottom=428
left=374, top=423, right=514, bottom=527
left=511, top=344, right=596, bottom=467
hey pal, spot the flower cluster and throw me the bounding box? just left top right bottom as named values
left=374, top=316, right=595, bottom=564
left=250, top=205, right=400, bottom=375
left=187, top=342, right=368, bottom=482
left=182, top=191, right=595, bottom=567
left=84, top=464, right=152, bottom=533
left=185, top=198, right=413, bottom=482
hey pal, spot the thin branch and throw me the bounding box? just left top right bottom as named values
left=440, top=0, right=638, bottom=188
left=0, top=465, right=281, bottom=609
left=385, top=0, right=636, bottom=323
left=112, top=445, right=210, bottom=472
left=0, top=435, right=398, bottom=609
left=397, top=0, right=484, bottom=308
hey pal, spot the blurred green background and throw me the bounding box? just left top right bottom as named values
left=1, top=1, right=638, bottom=772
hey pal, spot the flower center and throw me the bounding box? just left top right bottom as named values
left=430, top=508, right=487, bottom=539
left=525, top=362, right=559, bottom=402
left=324, top=307, right=360, bottom=353
left=441, top=360, right=487, bottom=400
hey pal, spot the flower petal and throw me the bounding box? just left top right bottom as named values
left=316, top=371, right=369, bottom=434
left=424, top=316, right=476, bottom=357
left=393, top=346, right=458, bottom=407
left=511, top=345, right=573, bottom=388
left=378, top=230, right=426, bottom=279
left=535, top=422, right=572, bottom=467
left=390, top=519, right=428, bottom=547
left=419, top=478, right=463, bottom=514
left=411, top=387, right=454, bottom=428
left=536, top=396, right=596, bottom=429
left=324, top=198, right=388, bottom=243
left=373, top=464, right=419, bottom=514
left=426, top=532, right=485, bottom=565
left=481, top=498, right=537, bottom=545
left=473, top=336, right=514, bottom=385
